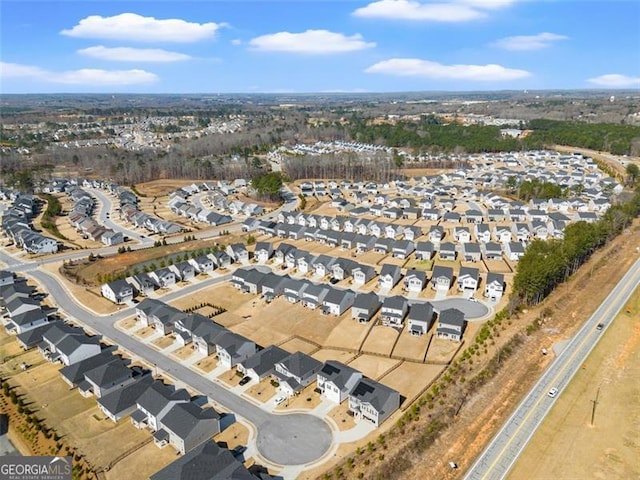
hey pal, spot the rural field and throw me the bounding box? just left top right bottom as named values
left=508, top=287, right=640, bottom=480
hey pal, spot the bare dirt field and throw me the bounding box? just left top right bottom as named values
left=347, top=355, right=400, bottom=381
left=508, top=287, right=640, bottom=480
left=105, top=441, right=178, bottom=480
left=312, top=348, right=357, bottom=364
left=135, top=326, right=156, bottom=339
left=323, top=315, right=374, bottom=351
left=392, top=330, right=431, bottom=361
left=379, top=362, right=445, bottom=402
left=194, top=355, right=217, bottom=373
left=277, top=337, right=319, bottom=355
left=214, top=420, right=249, bottom=451
left=484, top=259, right=514, bottom=274
left=360, top=324, right=399, bottom=356
left=134, top=179, right=201, bottom=197
left=171, top=345, right=196, bottom=361
left=276, top=384, right=321, bottom=411
left=151, top=335, right=174, bottom=350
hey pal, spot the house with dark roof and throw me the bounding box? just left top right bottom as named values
left=215, top=332, right=256, bottom=369
left=415, top=241, right=436, bottom=260
left=156, top=402, right=221, bottom=455
left=98, top=375, right=154, bottom=422
left=378, top=264, right=401, bottom=290
left=101, top=279, right=134, bottom=304
left=129, top=273, right=156, bottom=297
left=404, top=269, right=427, bottom=293
left=322, top=289, right=355, bottom=316
left=351, top=292, right=382, bottom=323
left=81, top=361, right=137, bottom=398
left=317, top=360, right=362, bottom=405
left=407, top=303, right=434, bottom=336
left=392, top=240, right=415, bottom=259
left=149, top=268, right=176, bottom=289
left=348, top=377, right=400, bottom=427
left=274, top=351, right=322, bottom=397
left=485, top=272, right=505, bottom=300
left=237, top=345, right=289, bottom=382
left=59, top=351, right=122, bottom=389
left=439, top=242, right=457, bottom=261
left=253, top=242, right=274, bottom=264
left=431, top=265, right=454, bottom=293
left=259, top=273, right=288, bottom=301
left=457, top=267, right=480, bottom=293
left=6, top=307, right=50, bottom=334
left=149, top=440, right=255, bottom=480
left=381, top=296, right=408, bottom=328
left=352, top=264, right=376, bottom=287
left=132, top=380, right=191, bottom=432
left=189, top=255, right=215, bottom=274
left=436, top=308, right=466, bottom=342
left=39, top=324, right=101, bottom=366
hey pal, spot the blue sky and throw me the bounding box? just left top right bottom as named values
left=1, top=1, right=639, bottom=93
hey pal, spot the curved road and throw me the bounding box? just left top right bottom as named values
left=464, top=256, right=640, bottom=480
left=0, top=249, right=332, bottom=466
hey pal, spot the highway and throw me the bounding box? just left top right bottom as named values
left=464, top=256, right=640, bottom=480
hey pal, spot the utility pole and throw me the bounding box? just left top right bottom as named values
left=591, top=387, right=600, bottom=426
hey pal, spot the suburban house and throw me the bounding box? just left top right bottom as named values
left=149, top=268, right=176, bottom=289
left=505, top=241, right=526, bottom=261
left=436, top=308, right=466, bottom=342
left=149, top=440, right=255, bottom=480
left=415, top=241, right=436, bottom=260
left=6, top=307, right=50, bottom=335
left=474, top=224, right=491, bottom=243
left=462, top=242, right=482, bottom=262
left=453, top=227, right=472, bottom=243
left=484, top=242, right=503, bottom=260
left=129, top=273, right=156, bottom=297
left=81, top=361, right=137, bottom=398
left=439, top=242, right=457, bottom=261
left=351, top=292, right=382, bottom=323
left=407, top=303, right=434, bottom=336
left=380, top=296, right=409, bottom=328
left=283, top=278, right=309, bottom=304
left=457, top=267, right=480, bottom=293
left=171, top=262, right=196, bottom=282
left=392, top=240, right=415, bottom=259
left=215, top=332, right=256, bottom=369
left=155, top=402, right=221, bottom=455
left=188, top=255, right=215, bottom=274
left=274, top=351, right=323, bottom=397
left=101, top=231, right=124, bottom=246
left=101, top=279, right=134, bottom=304
left=378, top=264, right=401, bottom=290
left=237, top=345, right=289, bottom=382
left=225, top=244, right=249, bottom=263
left=322, top=289, right=355, bottom=316
left=59, top=351, right=123, bottom=389
left=39, top=324, right=101, bottom=366
left=98, top=375, right=154, bottom=422
left=348, top=377, right=400, bottom=427
left=352, top=265, right=376, bottom=287
left=253, top=242, right=274, bottom=263
left=485, top=272, right=505, bottom=300
left=404, top=269, right=427, bottom=293
left=260, top=273, right=288, bottom=301
left=301, top=284, right=329, bottom=310
left=131, top=380, right=191, bottom=432
left=317, top=360, right=363, bottom=405
left=431, top=265, right=454, bottom=293
left=428, top=225, right=444, bottom=243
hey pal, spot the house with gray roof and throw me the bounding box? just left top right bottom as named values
left=436, top=308, right=466, bottom=342
left=485, top=272, right=505, bottom=300
left=380, top=296, right=409, bottom=328
left=149, top=440, right=255, bottom=480
left=156, top=402, right=221, bottom=455
left=462, top=242, right=482, bottom=262
left=415, top=241, right=436, bottom=260
left=352, top=292, right=382, bottom=323
left=189, top=255, right=215, bottom=274
left=439, top=242, right=457, bottom=261
left=59, top=351, right=122, bottom=389
left=260, top=273, right=288, bottom=301
left=301, top=284, right=329, bottom=310
left=322, top=289, right=355, bottom=316
left=39, top=323, right=101, bottom=366
left=132, top=380, right=191, bottom=432
left=352, top=264, right=376, bottom=287
left=253, top=242, right=274, bottom=264
left=378, top=264, right=401, bottom=290
left=98, top=375, right=154, bottom=422
left=274, top=351, right=322, bottom=397
left=149, top=268, right=176, bottom=289
left=101, top=279, right=134, bottom=304
left=6, top=307, right=50, bottom=335
left=237, top=345, right=289, bottom=382
left=283, top=278, right=309, bottom=304
left=129, top=273, right=156, bottom=297
left=317, top=360, right=362, bottom=405
left=407, top=303, right=434, bottom=336
left=215, top=332, right=256, bottom=369
left=81, top=361, right=137, bottom=398
left=404, top=269, right=427, bottom=293
left=348, top=377, right=400, bottom=427
left=431, top=265, right=454, bottom=293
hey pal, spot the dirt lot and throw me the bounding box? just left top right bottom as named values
left=323, top=315, right=374, bottom=351
left=508, top=287, right=640, bottom=480
left=151, top=335, right=174, bottom=350
left=347, top=355, right=400, bottom=381
left=276, top=384, right=322, bottom=411
left=327, top=403, right=357, bottom=431
left=194, top=355, right=218, bottom=373
left=214, top=420, right=250, bottom=451
left=278, top=337, right=319, bottom=355
left=105, top=441, right=178, bottom=480
left=360, top=324, right=399, bottom=356
left=134, top=179, right=202, bottom=197
left=312, top=348, right=357, bottom=364
left=244, top=378, right=277, bottom=403
left=379, top=362, right=445, bottom=403
left=172, top=345, right=196, bottom=361
left=392, top=330, right=431, bottom=361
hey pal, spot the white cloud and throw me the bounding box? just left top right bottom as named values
left=0, top=61, right=158, bottom=85
left=231, top=39, right=243, bottom=46
left=61, top=13, right=224, bottom=43
left=249, top=29, right=375, bottom=54
left=492, top=32, right=568, bottom=51
left=462, top=0, right=516, bottom=10
left=365, top=58, right=531, bottom=81
left=353, top=0, right=485, bottom=22
left=588, top=74, right=640, bottom=88
left=78, top=46, right=191, bottom=62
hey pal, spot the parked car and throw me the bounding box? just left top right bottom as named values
left=547, top=387, right=559, bottom=398
left=274, top=396, right=286, bottom=405
left=239, top=376, right=251, bottom=386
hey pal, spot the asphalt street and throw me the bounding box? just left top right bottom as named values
left=463, top=256, right=640, bottom=480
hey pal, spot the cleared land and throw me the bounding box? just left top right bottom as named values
left=508, top=287, right=640, bottom=480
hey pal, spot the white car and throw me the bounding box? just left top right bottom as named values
left=274, top=396, right=286, bottom=405
left=547, top=387, right=559, bottom=398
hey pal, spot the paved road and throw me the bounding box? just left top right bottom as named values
left=464, top=256, right=640, bottom=480
left=0, top=250, right=331, bottom=466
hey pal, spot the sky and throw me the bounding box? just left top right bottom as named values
left=1, top=0, right=639, bottom=93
